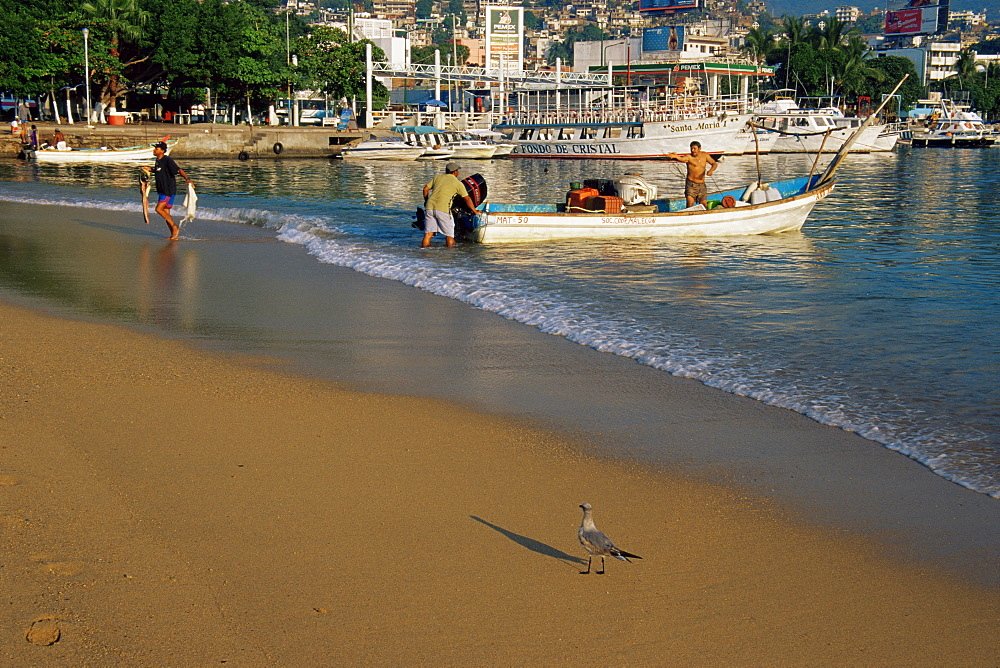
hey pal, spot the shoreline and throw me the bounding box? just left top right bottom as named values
left=0, top=198, right=998, bottom=580
left=1, top=193, right=998, bottom=660
left=2, top=298, right=999, bottom=662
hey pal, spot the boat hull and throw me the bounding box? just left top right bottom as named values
left=496, top=113, right=751, bottom=159
left=342, top=144, right=426, bottom=160
left=766, top=125, right=885, bottom=153
left=467, top=178, right=835, bottom=243
left=30, top=141, right=175, bottom=163
left=448, top=146, right=497, bottom=159
left=911, top=135, right=996, bottom=147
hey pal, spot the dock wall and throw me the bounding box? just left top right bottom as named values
left=2, top=123, right=367, bottom=159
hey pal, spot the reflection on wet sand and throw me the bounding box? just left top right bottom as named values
left=137, top=240, right=200, bottom=330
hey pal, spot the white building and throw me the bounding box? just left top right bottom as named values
left=835, top=6, right=863, bottom=23
left=948, top=9, right=987, bottom=26
left=874, top=40, right=962, bottom=85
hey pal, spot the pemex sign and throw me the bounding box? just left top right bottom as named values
left=485, top=6, right=524, bottom=71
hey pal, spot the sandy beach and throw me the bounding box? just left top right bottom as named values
left=1, top=199, right=999, bottom=663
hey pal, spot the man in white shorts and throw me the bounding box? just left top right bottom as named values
left=421, top=162, right=476, bottom=247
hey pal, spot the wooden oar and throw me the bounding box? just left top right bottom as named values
left=816, top=75, right=909, bottom=186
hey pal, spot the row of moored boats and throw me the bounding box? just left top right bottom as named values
left=343, top=94, right=995, bottom=161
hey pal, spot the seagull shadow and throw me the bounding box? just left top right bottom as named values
left=470, top=516, right=586, bottom=566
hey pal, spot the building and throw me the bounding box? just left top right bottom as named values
left=874, top=39, right=962, bottom=85
left=835, top=6, right=863, bottom=23
left=948, top=9, right=987, bottom=27
left=574, top=22, right=736, bottom=73
left=371, top=0, right=416, bottom=23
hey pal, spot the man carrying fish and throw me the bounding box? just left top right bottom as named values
left=151, top=141, right=194, bottom=240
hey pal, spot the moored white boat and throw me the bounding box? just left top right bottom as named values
left=341, top=137, right=426, bottom=160
left=754, top=98, right=888, bottom=153
left=495, top=103, right=750, bottom=159
left=464, top=129, right=515, bottom=157
left=910, top=103, right=996, bottom=147
left=28, top=139, right=178, bottom=163
left=439, top=132, right=496, bottom=159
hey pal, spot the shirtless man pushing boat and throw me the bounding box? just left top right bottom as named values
left=666, top=141, right=718, bottom=207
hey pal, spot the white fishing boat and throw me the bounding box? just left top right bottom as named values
left=754, top=97, right=888, bottom=153
left=422, top=76, right=910, bottom=244
left=28, top=139, right=178, bottom=163
left=394, top=127, right=455, bottom=160
left=463, top=173, right=835, bottom=243
left=393, top=126, right=495, bottom=159
left=341, top=136, right=426, bottom=160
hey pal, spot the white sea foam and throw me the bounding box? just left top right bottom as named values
left=2, top=190, right=995, bottom=497
left=274, top=220, right=999, bottom=498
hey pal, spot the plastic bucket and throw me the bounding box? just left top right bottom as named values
left=108, top=112, right=127, bottom=126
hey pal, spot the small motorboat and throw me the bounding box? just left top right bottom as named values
left=341, top=136, right=426, bottom=160
left=464, top=129, right=516, bottom=157
left=26, top=138, right=179, bottom=163
left=911, top=108, right=996, bottom=147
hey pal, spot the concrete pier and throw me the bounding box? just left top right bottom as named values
left=2, top=122, right=367, bottom=159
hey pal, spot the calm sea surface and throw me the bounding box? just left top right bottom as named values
left=1, top=147, right=998, bottom=497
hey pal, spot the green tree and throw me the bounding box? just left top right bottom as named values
left=81, top=0, right=149, bottom=108
left=0, top=1, right=82, bottom=100
left=295, top=27, right=386, bottom=101
left=742, top=26, right=775, bottom=64
left=854, top=14, right=884, bottom=34
left=949, top=48, right=978, bottom=84
left=197, top=0, right=287, bottom=114
left=815, top=16, right=851, bottom=51
left=780, top=15, right=807, bottom=46
left=866, top=54, right=923, bottom=109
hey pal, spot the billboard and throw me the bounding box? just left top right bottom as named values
left=643, top=26, right=685, bottom=52
left=638, top=0, right=699, bottom=12
left=884, top=0, right=947, bottom=35
left=884, top=7, right=938, bottom=34
left=485, top=6, right=524, bottom=71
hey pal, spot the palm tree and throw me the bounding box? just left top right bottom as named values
left=781, top=15, right=807, bottom=46
left=836, top=41, right=886, bottom=100
left=817, top=16, right=851, bottom=51
left=81, top=0, right=150, bottom=112
left=742, top=27, right=775, bottom=64
left=949, top=48, right=978, bottom=84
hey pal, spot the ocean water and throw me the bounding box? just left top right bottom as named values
left=1, top=148, right=998, bottom=498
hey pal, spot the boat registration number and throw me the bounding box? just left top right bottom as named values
left=495, top=215, right=657, bottom=226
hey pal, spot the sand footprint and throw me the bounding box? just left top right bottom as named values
left=29, top=555, right=88, bottom=577
left=0, top=475, right=21, bottom=486
left=37, top=561, right=87, bottom=577
left=25, top=617, right=61, bottom=646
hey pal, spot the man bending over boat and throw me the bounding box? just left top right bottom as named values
left=666, top=141, right=717, bottom=208
left=421, top=162, right=475, bottom=247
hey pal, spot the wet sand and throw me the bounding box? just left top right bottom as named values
left=1, top=200, right=999, bottom=663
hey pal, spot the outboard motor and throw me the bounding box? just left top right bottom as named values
left=612, top=173, right=658, bottom=206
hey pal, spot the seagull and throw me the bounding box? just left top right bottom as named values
left=577, top=503, right=642, bottom=575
